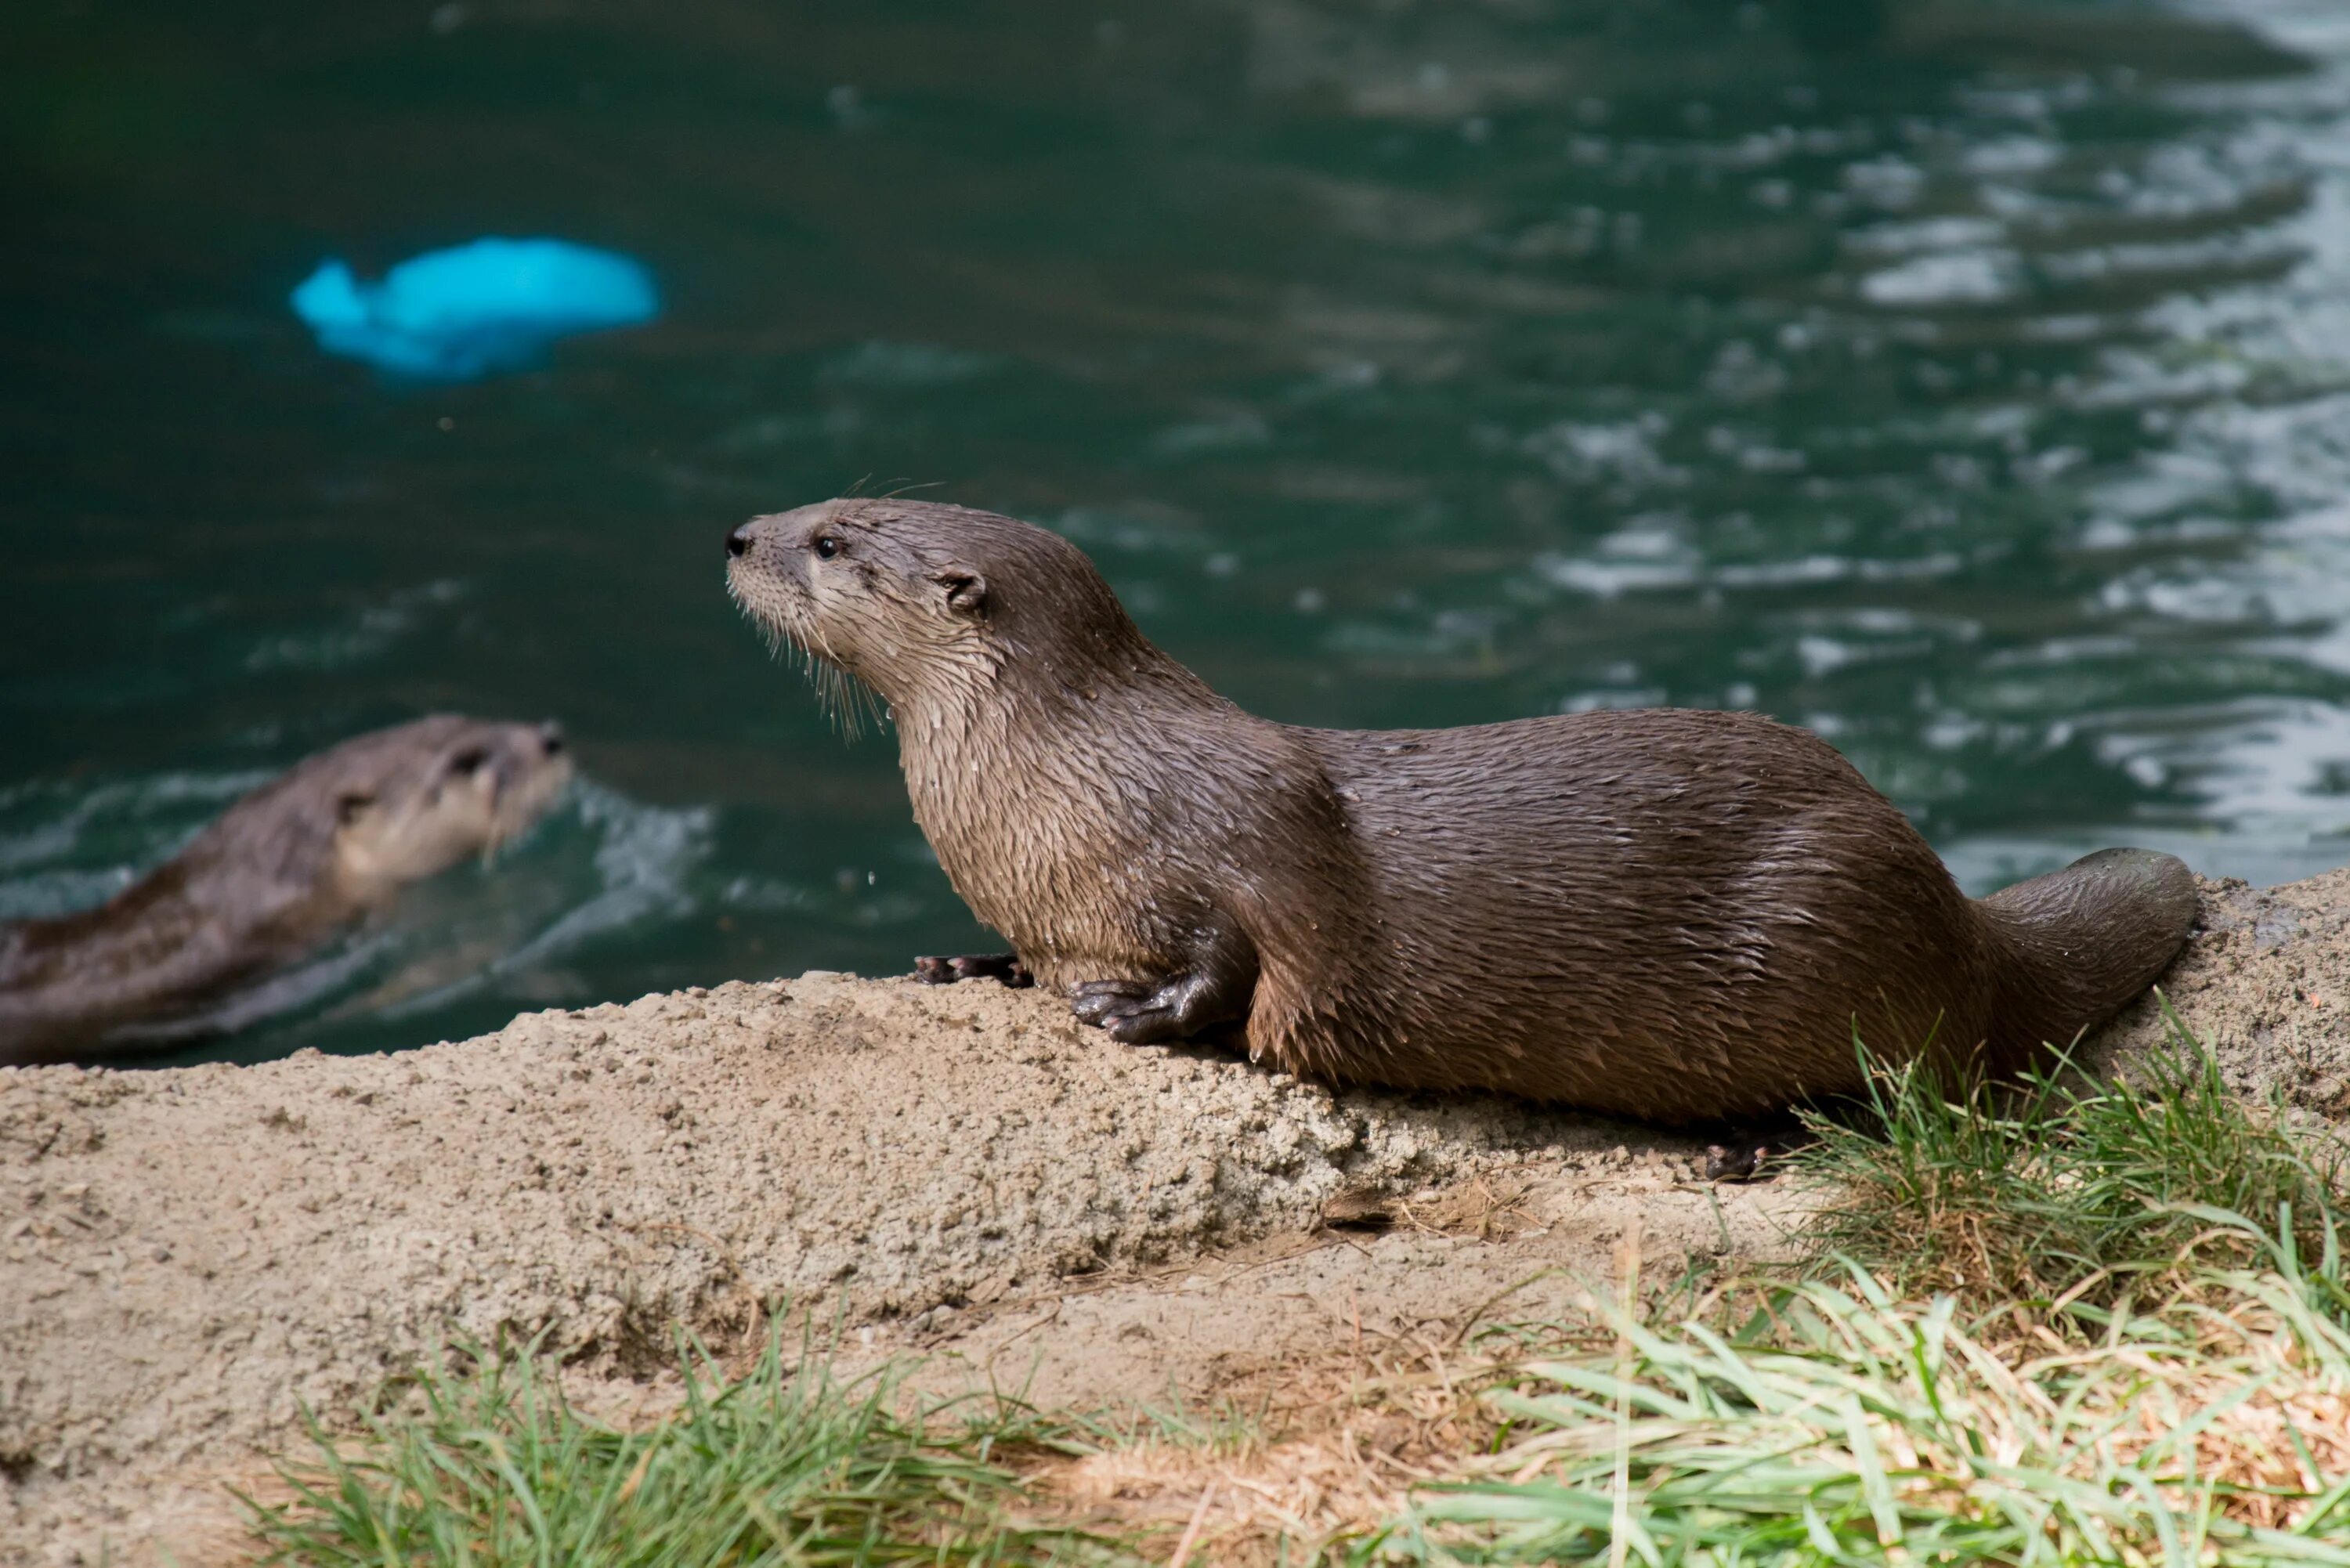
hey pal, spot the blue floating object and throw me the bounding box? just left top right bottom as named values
left=291, top=237, right=660, bottom=380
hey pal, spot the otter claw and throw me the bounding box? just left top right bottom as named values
left=1096, top=1003, right=1184, bottom=1045
left=915, top=953, right=1033, bottom=988
left=1069, top=979, right=1149, bottom=1022
left=1109, top=1005, right=1187, bottom=1043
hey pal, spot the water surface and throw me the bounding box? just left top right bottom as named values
left=9, top=0, right=2350, bottom=1062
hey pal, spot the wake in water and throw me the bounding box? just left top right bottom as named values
left=0, top=760, right=711, bottom=1064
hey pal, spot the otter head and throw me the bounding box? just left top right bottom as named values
left=304, top=716, right=574, bottom=904
left=725, top=498, right=1159, bottom=716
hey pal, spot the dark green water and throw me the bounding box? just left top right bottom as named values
left=10, top=0, right=2350, bottom=1064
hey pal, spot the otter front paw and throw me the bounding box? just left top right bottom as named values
left=914, top=953, right=1033, bottom=988
left=1069, top=979, right=1191, bottom=1045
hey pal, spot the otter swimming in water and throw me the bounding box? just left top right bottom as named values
left=0, top=716, right=572, bottom=1066
left=725, top=498, right=2197, bottom=1127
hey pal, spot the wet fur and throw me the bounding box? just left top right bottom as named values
left=728, top=499, right=2199, bottom=1124
left=0, top=717, right=570, bottom=1066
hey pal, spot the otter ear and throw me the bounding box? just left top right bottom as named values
left=930, top=567, right=989, bottom=620
left=335, top=792, right=376, bottom=829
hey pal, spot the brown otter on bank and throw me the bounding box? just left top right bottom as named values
left=725, top=498, right=2197, bottom=1127
left=0, top=716, right=572, bottom=1066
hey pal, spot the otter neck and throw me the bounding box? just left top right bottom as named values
left=891, top=634, right=1226, bottom=789
left=888, top=636, right=1229, bottom=970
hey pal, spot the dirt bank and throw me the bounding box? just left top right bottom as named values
left=2093, top=867, right=2350, bottom=1107
left=8, top=865, right=2350, bottom=1563
left=2, top=971, right=1786, bottom=1562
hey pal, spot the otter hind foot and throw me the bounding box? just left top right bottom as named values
left=1070, top=979, right=1190, bottom=1044
left=914, top=953, right=1033, bottom=988
left=1701, top=1138, right=1774, bottom=1183
left=1701, top=1119, right=1815, bottom=1183
left=1070, top=967, right=1247, bottom=1046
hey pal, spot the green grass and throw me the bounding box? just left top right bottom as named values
left=1380, top=1021, right=2350, bottom=1566
left=239, top=1331, right=1127, bottom=1566
left=1400, top=1238, right=2350, bottom=1565
left=1795, top=1010, right=2348, bottom=1310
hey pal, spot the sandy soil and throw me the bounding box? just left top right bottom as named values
left=2092, top=869, right=2350, bottom=1107
left=7, top=866, right=2349, bottom=1563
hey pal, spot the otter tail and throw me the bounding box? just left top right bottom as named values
left=1975, top=847, right=2198, bottom=1065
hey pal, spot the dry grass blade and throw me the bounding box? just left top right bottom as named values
left=1407, top=1237, right=2350, bottom=1565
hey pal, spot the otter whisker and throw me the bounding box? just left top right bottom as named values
left=799, top=621, right=879, bottom=742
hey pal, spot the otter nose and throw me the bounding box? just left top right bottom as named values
left=725, top=523, right=753, bottom=558
left=537, top=721, right=566, bottom=757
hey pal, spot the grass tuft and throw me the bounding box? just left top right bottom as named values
left=1795, top=1013, right=2348, bottom=1311
left=238, top=1330, right=1123, bottom=1566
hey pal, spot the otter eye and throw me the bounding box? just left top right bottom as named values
left=812, top=535, right=841, bottom=560
left=448, top=747, right=490, bottom=775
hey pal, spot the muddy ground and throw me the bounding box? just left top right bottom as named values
left=7, top=867, right=2350, bottom=1564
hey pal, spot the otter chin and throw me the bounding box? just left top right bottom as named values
left=726, top=498, right=2198, bottom=1129
left=0, top=716, right=573, bottom=1066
